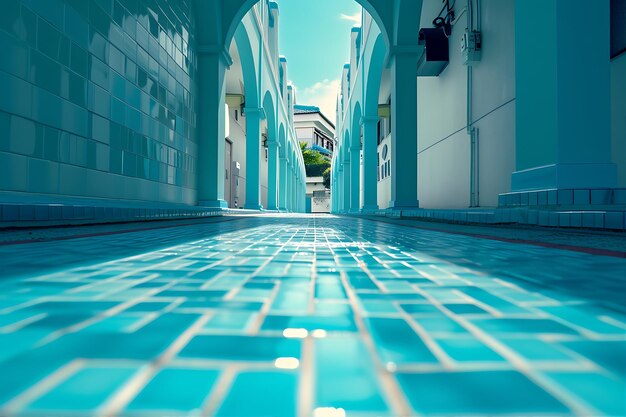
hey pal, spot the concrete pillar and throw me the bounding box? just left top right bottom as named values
left=286, top=162, right=293, bottom=211
left=267, top=141, right=279, bottom=210
left=197, top=49, right=230, bottom=208
left=337, top=164, right=344, bottom=212
left=389, top=50, right=420, bottom=209
left=295, top=168, right=300, bottom=212
left=350, top=144, right=360, bottom=212
left=300, top=179, right=304, bottom=213
left=244, top=107, right=264, bottom=210
left=298, top=174, right=303, bottom=213
left=513, top=0, right=616, bottom=191
left=343, top=160, right=351, bottom=213
left=362, top=116, right=379, bottom=211
left=279, top=156, right=288, bottom=210
left=334, top=166, right=339, bottom=213
left=291, top=169, right=296, bottom=212
left=330, top=166, right=335, bottom=213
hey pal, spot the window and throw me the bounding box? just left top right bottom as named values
left=377, top=117, right=391, bottom=145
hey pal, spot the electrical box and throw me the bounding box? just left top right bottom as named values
left=417, top=27, right=449, bottom=77
left=231, top=161, right=241, bottom=208
left=462, top=30, right=482, bottom=64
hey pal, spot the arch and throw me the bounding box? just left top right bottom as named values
left=278, top=123, right=286, bottom=153
left=343, top=131, right=351, bottom=162
left=287, top=137, right=292, bottom=157
left=223, top=0, right=393, bottom=57
left=262, top=91, right=277, bottom=143
left=233, top=24, right=259, bottom=108
left=359, top=32, right=387, bottom=211
left=263, top=90, right=279, bottom=210
left=194, top=0, right=424, bottom=210
left=392, top=0, right=424, bottom=46
left=279, top=65, right=284, bottom=98
left=364, top=34, right=387, bottom=120
left=350, top=102, right=362, bottom=211
left=352, top=101, right=363, bottom=147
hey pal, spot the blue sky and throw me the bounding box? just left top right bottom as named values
left=277, top=0, right=361, bottom=123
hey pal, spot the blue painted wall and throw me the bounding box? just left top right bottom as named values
left=0, top=0, right=198, bottom=204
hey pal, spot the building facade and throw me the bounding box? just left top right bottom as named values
left=333, top=0, right=626, bottom=226
left=294, top=105, right=335, bottom=158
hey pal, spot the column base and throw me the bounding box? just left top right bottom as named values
left=512, top=163, right=617, bottom=192
left=244, top=204, right=264, bottom=211
left=199, top=199, right=228, bottom=209
left=388, top=200, right=420, bottom=210
left=360, top=205, right=380, bottom=214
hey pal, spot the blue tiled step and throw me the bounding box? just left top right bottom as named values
left=499, top=188, right=626, bottom=208
left=0, top=202, right=223, bottom=227
left=360, top=207, right=626, bottom=231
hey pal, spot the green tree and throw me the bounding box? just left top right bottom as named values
left=300, top=142, right=326, bottom=165
left=301, top=142, right=331, bottom=182
left=322, top=167, right=331, bottom=189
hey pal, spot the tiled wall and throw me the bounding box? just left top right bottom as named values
left=0, top=0, right=198, bottom=204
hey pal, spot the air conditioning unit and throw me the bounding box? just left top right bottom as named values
left=417, top=27, right=449, bottom=77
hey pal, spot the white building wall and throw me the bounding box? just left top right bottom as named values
left=377, top=135, right=392, bottom=209
left=227, top=106, right=247, bottom=208
left=417, top=0, right=516, bottom=208
left=338, top=0, right=623, bottom=212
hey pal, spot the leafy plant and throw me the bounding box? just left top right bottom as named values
left=301, top=142, right=331, bottom=187
left=300, top=142, right=328, bottom=166
left=322, top=167, right=331, bottom=189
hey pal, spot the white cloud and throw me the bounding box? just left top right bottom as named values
left=340, top=12, right=361, bottom=25
left=297, top=79, right=341, bottom=125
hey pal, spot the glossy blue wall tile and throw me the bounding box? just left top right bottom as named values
left=0, top=0, right=198, bottom=204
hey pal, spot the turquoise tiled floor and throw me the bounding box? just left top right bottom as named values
left=0, top=214, right=625, bottom=416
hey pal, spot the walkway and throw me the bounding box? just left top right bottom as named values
left=0, top=215, right=624, bottom=416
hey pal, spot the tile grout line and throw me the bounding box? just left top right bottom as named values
left=338, top=267, right=414, bottom=417
left=1, top=360, right=86, bottom=414
left=98, top=314, right=214, bottom=417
